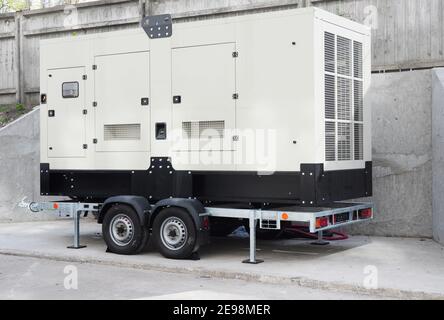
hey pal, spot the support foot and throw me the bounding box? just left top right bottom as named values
left=242, top=259, right=264, bottom=264
left=67, top=245, right=87, bottom=249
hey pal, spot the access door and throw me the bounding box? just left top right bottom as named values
left=172, top=43, right=236, bottom=153
left=47, top=67, right=86, bottom=158
left=94, top=51, right=150, bottom=152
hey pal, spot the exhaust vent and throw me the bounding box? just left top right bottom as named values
left=104, top=124, right=141, bottom=141
left=324, top=32, right=364, bottom=162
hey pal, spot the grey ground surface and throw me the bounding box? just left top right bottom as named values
left=0, top=219, right=443, bottom=300
left=0, top=254, right=381, bottom=300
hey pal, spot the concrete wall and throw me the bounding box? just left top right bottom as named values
left=347, top=70, right=433, bottom=238
left=432, top=68, right=444, bottom=245
left=0, top=108, right=60, bottom=222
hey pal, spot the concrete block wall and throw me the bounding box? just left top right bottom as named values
left=432, top=68, right=444, bottom=245
left=347, top=70, right=433, bottom=238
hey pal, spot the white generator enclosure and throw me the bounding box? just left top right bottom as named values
left=39, top=8, right=372, bottom=206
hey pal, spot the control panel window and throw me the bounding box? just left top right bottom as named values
left=62, top=82, right=79, bottom=98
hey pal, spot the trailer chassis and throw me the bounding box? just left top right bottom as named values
left=19, top=198, right=373, bottom=263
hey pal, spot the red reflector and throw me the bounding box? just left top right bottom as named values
left=359, top=208, right=372, bottom=219
left=316, top=217, right=329, bottom=229
left=202, top=216, right=209, bottom=230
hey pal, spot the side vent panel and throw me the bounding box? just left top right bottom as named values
left=181, top=120, right=226, bottom=151
left=104, top=124, right=141, bottom=141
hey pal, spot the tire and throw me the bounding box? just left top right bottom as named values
left=102, top=204, right=149, bottom=255
left=153, top=207, right=197, bottom=259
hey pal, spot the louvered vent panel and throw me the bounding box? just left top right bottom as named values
left=104, top=124, right=141, bottom=141
left=199, top=120, right=225, bottom=138
left=337, top=36, right=351, bottom=76
left=325, top=122, right=336, bottom=161
left=337, top=77, right=352, bottom=120
left=338, top=122, right=351, bottom=161
left=182, top=122, right=192, bottom=139
left=325, top=74, right=335, bottom=119
left=182, top=121, right=225, bottom=139
left=354, top=80, right=363, bottom=121
left=354, top=123, right=363, bottom=160
left=324, top=32, right=335, bottom=73
left=324, top=32, right=363, bottom=162
left=354, top=41, right=363, bottom=78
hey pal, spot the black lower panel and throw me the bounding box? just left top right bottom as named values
left=40, top=159, right=372, bottom=206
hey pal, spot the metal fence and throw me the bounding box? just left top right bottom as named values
left=1, top=0, right=444, bottom=106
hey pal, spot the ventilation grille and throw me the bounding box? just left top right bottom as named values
left=337, top=36, right=351, bottom=76
left=325, top=122, right=336, bottom=161
left=104, top=124, right=141, bottom=141
left=182, top=121, right=225, bottom=139
left=324, top=31, right=364, bottom=162
left=354, top=123, right=363, bottom=160
left=324, top=32, right=335, bottom=73
left=325, top=74, right=335, bottom=119
left=354, top=41, right=363, bottom=78
left=338, top=122, right=351, bottom=161
left=354, top=80, right=363, bottom=121
left=337, top=77, right=351, bottom=120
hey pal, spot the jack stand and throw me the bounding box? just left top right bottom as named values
left=311, top=230, right=330, bottom=246
left=242, top=211, right=264, bottom=264
left=67, top=211, right=87, bottom=249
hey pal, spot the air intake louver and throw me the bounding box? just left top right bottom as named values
left=324, top=32, right=364, bottom=162
left=104, top=124, right=141, bottom=141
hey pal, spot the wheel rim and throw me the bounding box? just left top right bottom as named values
left=109, top=214, right=134, bottom=246
left=160, top=217, right=188, bottom=251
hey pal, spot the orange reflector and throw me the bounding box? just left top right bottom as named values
left=315, top=216, right=329, bottom=229
left=281, top=213, right=289, bottom=220
left=53, top=203, right=59, bottom=209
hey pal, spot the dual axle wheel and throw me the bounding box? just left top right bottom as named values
left=102, top=205, right=197, bottom=259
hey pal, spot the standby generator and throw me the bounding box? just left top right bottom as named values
left=36, top=7, right=373, bottom=260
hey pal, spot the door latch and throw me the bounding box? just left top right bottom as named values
left=173, top=95, right=181, bottom=104
left=141, top=97, right=149, bottom=106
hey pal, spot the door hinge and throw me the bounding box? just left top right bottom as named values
left=232, top=93, right=239, bottom=100
left=92, top=65, right=97, bottom=70
left=232, top=51, right=238, bottom=58
left=82, top=75, right=87, bottom=80
left=83, top=109, right=87, bottom=115
left=93, top=101, right=97, bottom=107
left=83, top=144, right=88, bottom=149
left=93, top=138, right=98, bottom=144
